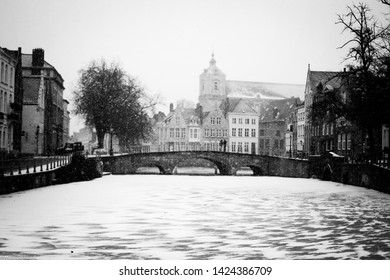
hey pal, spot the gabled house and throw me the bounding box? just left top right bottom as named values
left=227, top=99, right=259, bottom=154
left=202, top=103, right=228, bottom=151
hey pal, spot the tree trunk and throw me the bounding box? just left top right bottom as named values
left=95, top=125, right=106, bottom=149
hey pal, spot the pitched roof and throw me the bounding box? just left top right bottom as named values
left=259, top=98, right=299, bottom=122
left=22, top=54, right=55, bottom=69
left=228, top=99, right=258, bottom=115
left=226, top=80, right=305, bottom=100
left=307, top=71, right=342, bottom=90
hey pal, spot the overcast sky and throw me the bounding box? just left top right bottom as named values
left=1, top=0, right=387, bottom=133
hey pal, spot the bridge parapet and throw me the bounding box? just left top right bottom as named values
left=101, top=151, right=309, bottom=177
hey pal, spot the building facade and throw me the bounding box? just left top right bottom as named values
left=228, top=99, right=258, bottom=154
left=21, top=48, right=65, bottom=155
left=0, top=47, right=23, bottom=156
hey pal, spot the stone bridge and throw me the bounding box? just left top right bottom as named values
left=102, top=151, right=309, bottom=177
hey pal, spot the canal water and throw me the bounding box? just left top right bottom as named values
left=0, top=175, right=390, bottom=260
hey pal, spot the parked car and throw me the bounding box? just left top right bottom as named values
left=56, top=142, right=84, bottom=155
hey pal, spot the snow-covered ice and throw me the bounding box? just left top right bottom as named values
left=0, top=175, right=390, bottom=260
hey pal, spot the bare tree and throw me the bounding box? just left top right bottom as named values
left=337, top=3, right=390, bottom=160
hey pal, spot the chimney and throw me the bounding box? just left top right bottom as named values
left=32, top=48, right=44, bottom=67
left=169, top=103, right=174, bottom=112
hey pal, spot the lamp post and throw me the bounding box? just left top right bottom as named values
left=35, top=125, right=40, bottom=155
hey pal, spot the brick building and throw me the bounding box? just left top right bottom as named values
left=21, top=48, right=65, bottom=155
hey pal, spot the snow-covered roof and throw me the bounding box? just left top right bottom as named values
left=226, top=80, right=305, bottom=100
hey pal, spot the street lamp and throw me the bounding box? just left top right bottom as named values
left=35, top=125, right=40, bottom=155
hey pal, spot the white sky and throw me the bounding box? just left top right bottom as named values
left=1, top=0, right=388, bottom=133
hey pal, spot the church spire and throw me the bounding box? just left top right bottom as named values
left=209, top=52, right=216, bottom=66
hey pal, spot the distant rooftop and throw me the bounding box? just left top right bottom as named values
left=226, top=80, right=305, bottom=100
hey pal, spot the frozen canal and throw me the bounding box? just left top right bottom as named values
left=1, top=175, right=390, bottom=260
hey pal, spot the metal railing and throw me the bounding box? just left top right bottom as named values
left=0, top=154, right=72, bottom=177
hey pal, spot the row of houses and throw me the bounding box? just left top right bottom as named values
left=0, top=47, right=70, bottom=158
left=153, top=55, right=303, bottom=156
left=152, top=56, right=389, bottom=160
left=71, top=54, right=389, bottom=160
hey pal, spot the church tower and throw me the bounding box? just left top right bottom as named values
left=199, top=54, right=226, bottom=112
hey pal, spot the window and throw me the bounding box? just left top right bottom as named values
left=175, top=128, right=180, bottom=138
left=181, top=128, right=186, bottom=138
left=265, top=139, right=270, bottom=150
left=238, top=128, right=243, bottom=137
left=1, top=62, right=4, bottom=83
left=205, top=129, right=210, bottom=137
left=244, top=142, right=249, bottom=153
left=238, top=142, right=243, bottom=153
left=194, top=129, right=198, bottom=139
left=216, top=117, right=221, bottom=125
left=232, top=128, right=236, bottom=137
left=252, top=119, right=256, bottom=125
left=347, top=133, right=351, bottom=150
left=276, top=130, right=281, bottom=137
left=4, top=65, right=8, bottom=85
left=330, top=123, right=334, bottom=135
left=245, top=119, right=249, bottom=124
left=223, top=129, right=228, bottom=137
left=273, top=140, right=279, bottom=150
left=176, top=117, right=180, bottom=125
left=206, top=142, right=211, bottom=151
left=338, top=134, right=342, bottom=150
left=342, top=133, right=346, bottom=150
left=232, top=142, right=236, bottom=152
left=214, top=81, right=218, bottom=90
left=211, top=129, right=216, bottom=137
left=211, top=117, right=215, bottom=125
left=279, top=139, right=284, bottom=150
left=10, top=68, right=14, bottom=87
left=232, top=118, right=236, bottom=124
left=217, top=129, right=221, bottom=137
left=244, top=129, right=249, bottom=137
left=259, top=129, right=265, bottom=136
left=259, top=139, right=264, bottom=150
left=0, top=90, right=3, bottom=113
left=251, top=129, right=256, bottom=137
left=239, top=118, right=243, bottom=124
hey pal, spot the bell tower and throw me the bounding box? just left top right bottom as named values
left=199, top=53, right=226, bottom=112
